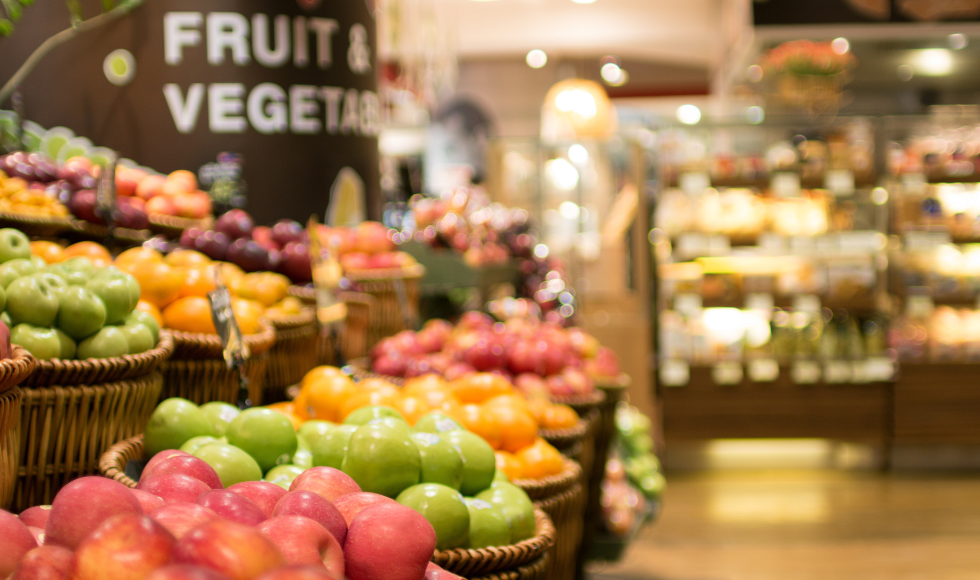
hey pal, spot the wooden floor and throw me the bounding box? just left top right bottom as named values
left=587, top=470, right=980, bottom=580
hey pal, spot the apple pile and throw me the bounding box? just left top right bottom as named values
left=369, top=312, right=620, bottom=395
left=317, top=221, right=418, bottom=273
left=0, top=230, right=158, bottom=361
left=0, top=471, right=467, bottom=580
left=143, top=393, right=539, bottom=552
left=0, top=157, right=71, bottom=218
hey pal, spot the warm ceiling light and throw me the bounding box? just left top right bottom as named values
left=541, top=79, right=616, bottom=141
left=676, top=104, right=702, bottom=125
left=914, top=49, right=953, bottom=76
left=600, top=63, right=622, bottom=83
left=526, top=49, right=548, bottom=69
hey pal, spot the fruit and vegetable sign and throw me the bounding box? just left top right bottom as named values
left=0, top=0, right=379, bottom=223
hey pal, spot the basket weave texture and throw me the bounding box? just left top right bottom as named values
left=287, top=287, right=375, bottom=365
left=0, top=387, right=23, bottom=510
left=264, top=309, right=318, bottom=405
left=0, top=211, right=72, bottom=236
left=0, top=346, right=38, bottom=395
left=513, top=459, right=581, bottom=502
left=345, top=265, right=424, bottom=349
left=537, top=482, right=585, bottom=580
left=23, top=332, right=174, bottom=387
left=147, top=214, right=212, bottom=238
left=432, top=508, right=555, bottom=578
left=540, top=419, right=588, bottom=453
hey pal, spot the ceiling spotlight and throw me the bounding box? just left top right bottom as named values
left=568, top=144, right=589, bottom=165
left=600, top=62, right=626, bottom=85
left=526, top=49, right=548, bottom=69
left=949, top=33, right=968, bottom=50
left=914, top=48, right=953, bottom=76
left=676, top=104, right=701, bottom=125
left=831, top=37, right=850, bottom=54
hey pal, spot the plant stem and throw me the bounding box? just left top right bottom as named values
left=0, top=0, right=143, bottom=106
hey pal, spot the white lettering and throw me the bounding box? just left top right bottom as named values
left=209, top=83, right=247, bottom=133
left=207, top=13, right=250, bottom=66
left=290, top=85, right=321, bottom=134
left=164, top=12, right=202, bottom=65
left=163, top=83, right=205, bottom=133
left=252, top=14, right=290, bottom=67
left=359, top=90, right=380, bottom=136
left=320, top=87, right=344, bottom=134
left=293, top=16, right=309, bottom=68
left=340, top=89, right=359, bottom=135
left=247, top=83, right=287, bottom=134
left=308, top=18, right=339, bottom=69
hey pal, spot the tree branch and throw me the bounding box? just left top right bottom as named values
left=0, top=0, right=143, bottom=106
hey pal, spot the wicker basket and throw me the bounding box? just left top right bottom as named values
left=68, top=219, right=151, bottom=245
left=344, top=265, right=424, bottom=349
left=147, top=214, right=213, bottom=239
left=14, top=335, right=174, bottom=511
left=288, top=287, right=375, bottom=365
left=0, top=346, right=38, bottom=395
left=537, top=482, right=584, bottom=580
left=469, top=554, right=549, bottom=580
left=0, top=211, right=73, bottom=237
left=539, top=419, right=588, bottom=454
left=433, top=508, right=555, bottom=579
left=1, top=387, right=23, bottom=510
left=262, top=309, right=318, bottom=405
left=161, top=322, right=276, bottom=406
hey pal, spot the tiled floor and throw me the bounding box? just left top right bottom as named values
left=586, top=470, right=980, bottom=580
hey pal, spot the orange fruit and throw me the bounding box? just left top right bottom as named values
left=266, top=403, right=303, bottom=431
left=219, top=262, right=245, bottom=284
left=340, top=389, right=399, bottom=421
left=403, top=374, right=449, bottom=396
left=179, top=265, right=218, bottom=298
left=231, top=298, right=264, bottom=335
left=484, top=403, right=538, bottom=454
left=136, top=300, right=164, bottom=327
left=394, top=395, right=430, bottom=426
left=302, top=366, right=347, bottom=386
left=516, top=438, right=564, bottom=479
left=451, top=373, right=512, bottom=404
left=483, top=394, right=532, bottom=415
left=495, top=451, right=525, bottom=481
left=360, top=378, right=399, bottom=393
left=162, top=296, right=217, bottom=334
left=526, top=397, right=551, bottom=424
left=305, top=374, right=358, bottom=422
left=115, top=247, right=163, bottom=266
left=419, top=387, right=456, bottom=410
left=165, top=249, right=211, bottom=268
left=120, top=260, right=183, bottom=309
left=63, top=241, right=111, bottom=262
left=293, top=388, right=311, bottom=420
left=542, top=405, right=579, bottom=430
left=30, top=241, right=65, bottom=264
left=459, top=404, right=502, bottom=450
left=435, top=399, right=464, bottom=423
left=252, top=273, right=290, bottom=307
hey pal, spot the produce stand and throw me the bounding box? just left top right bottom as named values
left=893, top=363, right=980, bottom=445
left=0, top=347, right=37, bottom=510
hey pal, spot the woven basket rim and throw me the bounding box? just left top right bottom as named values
left=266, top=307, right=316, bottom=330
left=69, top=218, right=152, bottom=242
left=170, top=320, right=277, bottom=358
left=592, top=373, right=631, bottom=390
left=23, top=331, right=174, bottom=387
left=539, top=418, right=588, bottom=447
left=0, top=210, right=73, bottom=227
left=344, top=263, right=426, bottom=282
left=99, top=434, right=143, bottom=488
left=347, top=358, right=406, bottom=386
left=147, top=213, right=213, bottom=229
left=512, top=458, right=581, bottom=499
left=432, top=508, right=555, bottom=576
left=0, top=346, right=37, bottom=394
left=549, top=389, right=606, bottom=409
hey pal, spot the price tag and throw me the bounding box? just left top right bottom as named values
left=825, top=169, right=855, bottom=196
left=202, top=152, right=246, bottom=214
left=308, top=216, right=347, bottom=364
left=772, top=172, right=801, bottom=197
left=823, top=360, right=852, bottom=384
left=679, top=172, right=710, bottom=195
left=95, top=155, right=118, bottom=229
left=901, top=172, right=927, bottom=195
left=792, top=360, right=821, bottom=384
left=208, top=268, right=251, bottom=408
left=748, top=358, right=779, bottom=382
left=674, top=293, right=702, bottom=318
left=712, top=362, right=743, bottom=385
left=659, top=360, right=689, bottom=387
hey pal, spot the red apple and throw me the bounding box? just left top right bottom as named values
left=251, top=226, right=280, bottom=252
left=339, top=252, right=370, bottom=271
left=227, top=482, right=287, bottom=519
left=27, top=526, right=44, bottom=545
left=585, top=346, right=620, bottom=378
left=538, top=339, right=565, bottom=376
left=506, top=339, right=543, bottom=375
left=257, top=516, right=344, bottom=578
left=272, top=491, right=346, bottom=546
left=148, top=456, right=223, bottom=490
left=566, top=328, right=599, bottom=358
left=196, top=490, right=267, bottom=526
left=215, top=209, right=255, bottom=240
left=444, top=363, right=476, bottom=381
left=44, top=476, right=142, bottom=550
left=371, top=354, right=407, bottom=377
left=458, top=311, right=493, bottom=332
left=254, top=567, right=341, bottom=580
left=279, top=242, right=312, bottom=283
left=132, top=490, right=167, bottom=514
left=9, top=545, right=74, bottom=580
left=173, top=520, right=286, bottom=580
left=463, top=333, right=506, bottom=372
left=353, top=222, right=394, bottom=254
left=143, top=450, right=193, bottom=480
left=344, top=504, right=436, bottom=580
left=19, top=506, right=52, bottom=529
left=514, top=373, right=550, bottom=399
left=73, top=514, right=175, bottom=580
left=289, top=468, right=360, bottom=502
left=138, top=473, right=212, bottom=505
left=560, top=366, right=593, bottom=394
left=1, top=510, right=38, bottom=576
left=330, top=493, right=396, bottom=527
left=150, top=503, right=220, bottom=540
left=271, top=220, right=304, bottom=247
left=425, top=563, right=464, bottom=580
left=146, top=565, right=233, bottom=580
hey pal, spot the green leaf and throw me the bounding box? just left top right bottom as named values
left=64, top=0, right=81, bottom=25
left=18, top=0, right=35, bottom=7
left=0, top=18, right=13, bottom=35
left=1, top=0, right=22, bottom=21
left=100, top=0, right=115, bottom=11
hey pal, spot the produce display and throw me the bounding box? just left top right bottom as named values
left=0, top=158, right=71, bottom=217
left=0, top=232, right=158, bottom=361
left=368, top=312, right=620, bottom=396
left=140, top=392, right=540, bottom=554
left=599, top=404, right=663, bottom=540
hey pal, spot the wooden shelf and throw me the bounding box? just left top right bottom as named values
left=894, top=362, right=980, bottom=445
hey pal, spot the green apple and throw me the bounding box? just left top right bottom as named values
left=144, top=397, right=215, bottom=456
left=226, top=408, right=298, bottom=473
left=10, top=323, right=61, bottom=360
left=465, top=498, right=511, bottom=549
left=308, top=423, right=357, bottom=469
left=342, top=423, right=420, bottom=497
left=33, top=272, right=67, bottom=298
left=85, top=270, right=138, bottom=324
left=494, top=469, right=510, bottom=483
left=179, top=435, right=220, bottom=455
left=298, top=420, right=332, bottom=443
left=265, top=465, right=306, bottom=490
left=368, top=417, right=413, bottom=437
left=412, top=432, right=464, bottom=490
left=40, top=264, right=68, bottom=282
left=200, top=402, right=240, bottom=437
left=193, top=442, right=263, bottom=487
left=343, top=405, right=405, bottom=426
left=396, top=483, right=470, bottom=550
left=116, top=321, right=154, bottom=354
left=6, top=275, right=59, bottom=326
left=77, top=326, right=129, bottom=359
left=56, top=286, right=106, bottom=339
left=293, top=448, right=313, bottom=468
left=446, top=430, right=497, bottom=496
left=0, top=228, right=31, bottom=263
left=54, top=329, right=76, bottom=359
left=61, top=258, right=95, bottom=285
left=125, top=311, right=159, bottom=343
left=475, top=482, right=536, bottom=544
left=0, top=258, right=37, bottom=288
left=0, top=284, right=6, bottom=312
left=414, top=412, right=463, bottom=434
left=1, top=312, right=11, bottom=328
left=29, top=256, right=47, bottom=270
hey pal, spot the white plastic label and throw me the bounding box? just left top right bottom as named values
left=793, top=294, right=821, bottom=314
left=792, top=361, right=821, bottom=384
left=748, top=358, right=779, bottom=382
left=712, top=362, right=743, bottom=385
left=824, top=360, right=852, bottom=384
left=660, top=360, right=690, bottom=387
